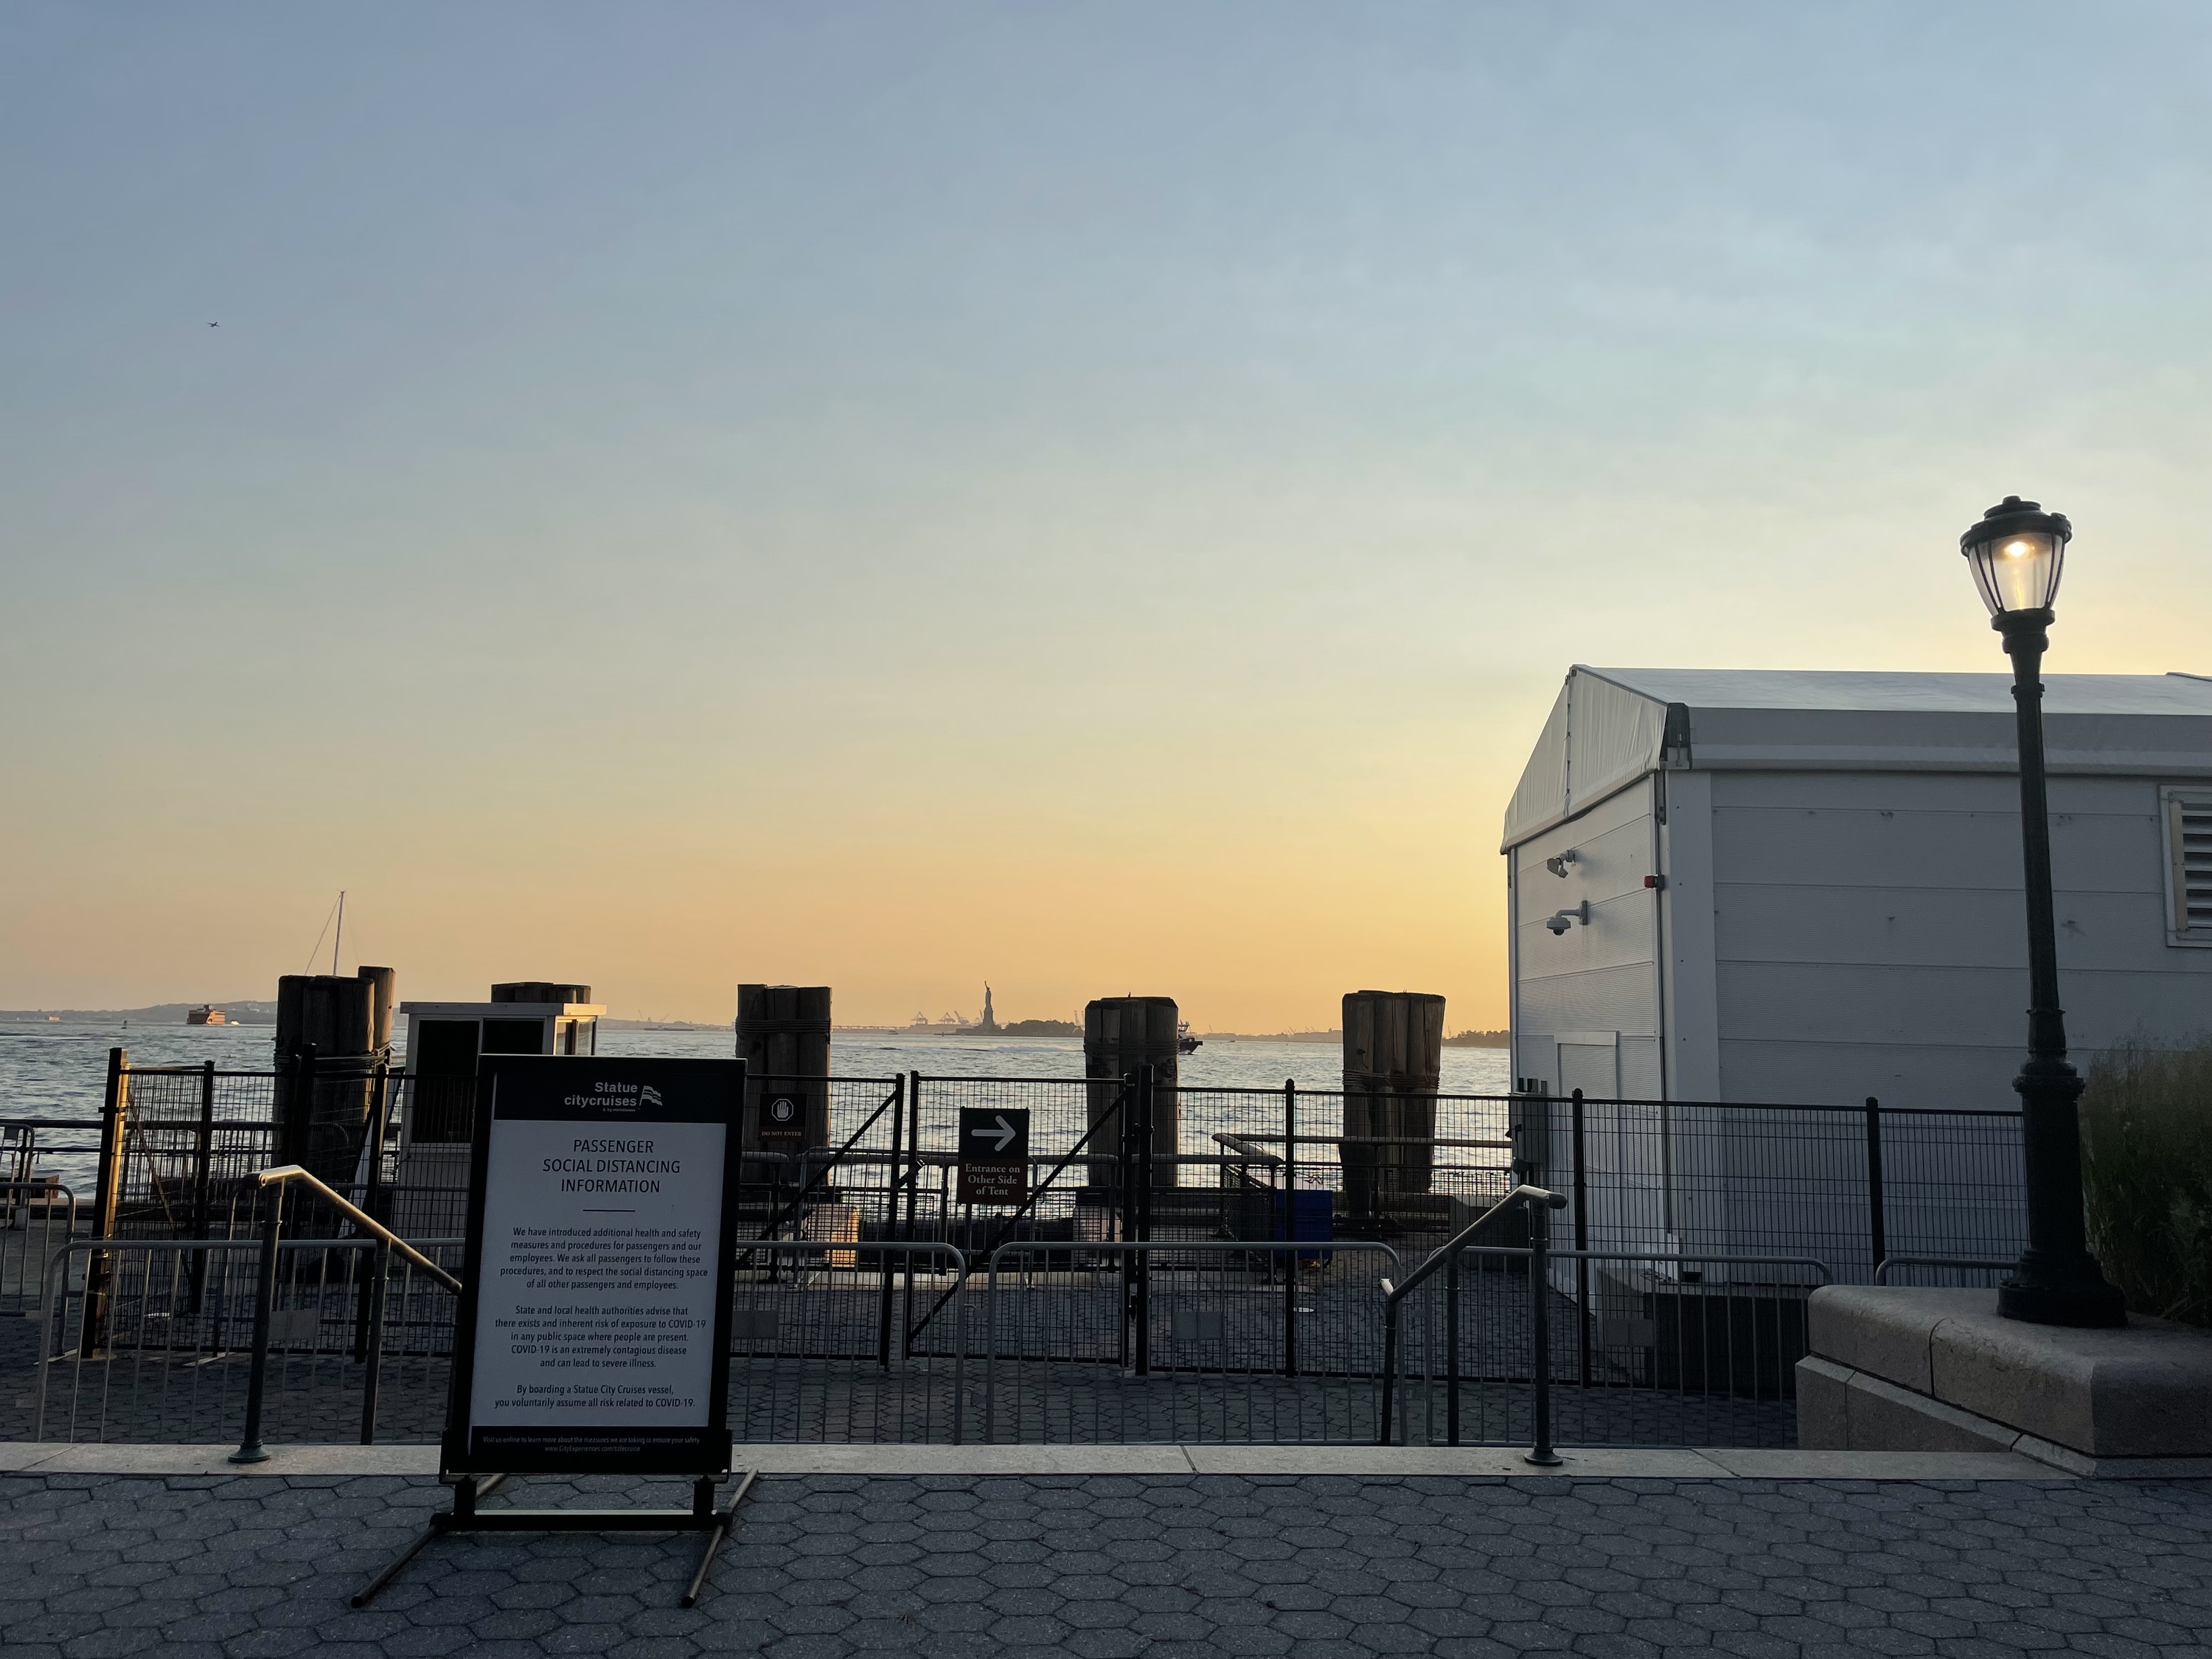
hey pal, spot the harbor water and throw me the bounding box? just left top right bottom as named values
left=0, top=1020, right=1512, bottom=1190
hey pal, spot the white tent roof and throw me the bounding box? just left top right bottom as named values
left=1501, top=667, right=2212, bottom=850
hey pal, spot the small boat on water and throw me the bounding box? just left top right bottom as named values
left=187, top=1006, right=227, bottom=1026
left=1178, top=1020, right=1201, bottom=1056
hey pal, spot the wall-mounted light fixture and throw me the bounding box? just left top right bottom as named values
left=1543, top=901, right=1588, bottom=936
left=1545, top=850, right=1578, bottom=878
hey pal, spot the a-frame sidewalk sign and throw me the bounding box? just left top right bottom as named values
left=355, top=1054, right=750, bottom=1608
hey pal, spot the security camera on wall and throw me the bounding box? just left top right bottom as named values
left=1544, top=902, right=1588, bottom=935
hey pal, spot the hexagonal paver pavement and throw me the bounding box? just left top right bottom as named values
left=1, top=1472, right=2208, bottom=1657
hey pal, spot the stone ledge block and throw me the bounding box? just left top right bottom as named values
left=1806, top=1287, right=1961, bottom=1393
left=1930, top=1307, right=2212, bottom=1457
left=1806, top=1286, right=2212, bottom=1459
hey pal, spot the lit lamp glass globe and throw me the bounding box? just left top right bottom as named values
left=1961, top=495, right=2071, bottom=619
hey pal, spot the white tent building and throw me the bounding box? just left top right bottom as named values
left=1503, top=666, right=2212, bottom=1283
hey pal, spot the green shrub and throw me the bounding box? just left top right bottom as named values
left=2080, top=1037, right=2212, bottom=1328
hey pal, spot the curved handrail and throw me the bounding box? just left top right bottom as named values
left=251, top=1164, right=462, bottom=1293
left=1384, top=1184, right=1565, bottom=1308
left=1875, top=1254, right=2014, bottom=1285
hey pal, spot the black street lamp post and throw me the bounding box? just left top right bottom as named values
left=1960, top=495, right=2125, bottom=1328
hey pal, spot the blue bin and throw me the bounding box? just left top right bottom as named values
left=1271, top=1189, right=1333, bottom=1261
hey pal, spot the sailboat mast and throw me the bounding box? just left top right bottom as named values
left=332, top=891, right=345, bottom=976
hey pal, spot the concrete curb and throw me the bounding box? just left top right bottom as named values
left=0, top=1441, right=2069, bottom=1481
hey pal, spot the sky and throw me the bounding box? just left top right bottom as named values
left=4, top=3, right=2212, bottom=1029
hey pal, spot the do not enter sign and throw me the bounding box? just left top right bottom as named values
left=956, top=1106, right=1029, bottom=1206
left=757, top=1092, right=807, bottom=1150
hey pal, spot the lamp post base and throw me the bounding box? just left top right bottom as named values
left=1998, top=1251, right=2127, bottom=1329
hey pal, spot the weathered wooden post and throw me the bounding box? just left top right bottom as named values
left=1340, top=990, right=1445, bottom=1231
left=736, top=984, right=832, bottom=1176
left=274, top=967, right=394, bottom=1190
left=1084, top=997, right=1180, bottom=1187
left=360, top=965, right=397, bottom=1054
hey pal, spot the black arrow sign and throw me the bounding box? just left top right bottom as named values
left=956, top=1106, right=1030, bottom=1206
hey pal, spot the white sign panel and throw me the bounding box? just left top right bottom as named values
left=444, top=1058, right=740, bottom=1475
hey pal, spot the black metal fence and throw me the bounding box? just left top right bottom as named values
left=29, top=1228, right=464, bottom=1447
left=7, top=1053, right=2032, bottom=1450
left=984, top=1239, right=1402, bottom=1444
left=1515, top=1091, right=2028, bottom=1288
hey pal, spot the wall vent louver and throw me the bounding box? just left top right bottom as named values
left=2165, top=788, right=2212, bottom=942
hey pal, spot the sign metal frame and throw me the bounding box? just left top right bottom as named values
left=355, top=1054, right=751, bottom=1610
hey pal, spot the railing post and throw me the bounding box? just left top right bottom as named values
left=358, top=1237, right=389, bottom=1445
left=187, top=1059, right=216, bottom=1315
left=1120, top=1071, right=1138, bottom=1242
left=1864, top=1096, right=1887, bottom=1282
left=365, top=1061, right=392, bottom=1214
left=32, top=1242, right=70, bottom=1441
left=80, top=1046, right=128, bottom=1358
left=352, top=1062, right=393, bottom=1361
left=1118, top=1072, right=1135, bottom=1370
left=902, top=1071, right=920, bottom=1359
left=1282, top=1077, right=1298, bottom=1379
left=1446, top=1243, right=1461, bottom=1446
left=877, top=1075, right=903, bottom=1371
left=1571, top=1088, right=1591, bottom=1388
left=1526, top=1193, right=1562, bottom=1467
left=231, top=1195, right=285, bottom=1464
left=983, top=1248, right=998, bottom=1444
left=1134, top=1064, right=1153, bottom=1377
left=950, top=1244, right=967, bottom=1446
left=1377, top=1287, right=1399, bottom=1445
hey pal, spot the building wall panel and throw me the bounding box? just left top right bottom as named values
left=1705, top=769, right=2212, bottom=1110
left=1712, top=801, right=2152, bottom=896
left=1512, top=778, right=1661, bottom=1079
left=1714, top=885, right=2174, bottom=974
left=1519, top=964, right=1660, bottom=1041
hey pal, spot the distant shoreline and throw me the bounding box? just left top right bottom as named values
left=0, top=1012, right=1509, bottom=1049
left=836, top=1027, right=1512, bottom=1048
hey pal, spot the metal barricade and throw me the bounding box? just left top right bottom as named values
left=728, top=1240, right=971, bottom=1444
left=1390, top=1244, right=1830, bottom=1451
left=985, top=1239, right=1402, bottom=1444
left=31, top=1233, right=462, bottom=1446
left=1, top=1179, right=76, bottom=1312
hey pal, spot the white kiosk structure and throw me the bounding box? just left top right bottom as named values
left=393, top=981, right=604, bottom=1234
left=1503, top=667, right=2212, bottom=1285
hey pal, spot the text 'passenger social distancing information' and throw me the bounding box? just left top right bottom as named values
left=445, top=1060, right=741, bottom=1474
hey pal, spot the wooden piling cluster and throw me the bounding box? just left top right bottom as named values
left=273, top=967, right=397, bottom=1189
left=735, top=984, right=832, bottom=1155
left=1083, top=996, right=1180, bottom=1178
left=1340, top=990, right=1446, bottom=1224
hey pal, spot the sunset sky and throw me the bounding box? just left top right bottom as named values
left=6, top=4, right=2212, bottom=1029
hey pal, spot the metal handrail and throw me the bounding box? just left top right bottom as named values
left=1213, top=1131, right=1517, bottom=1151
left=251, top=1165, right=461, bottom=1294
left=1383, top=1184, right=1566, bottom=1310
left=984, top=1236, right=1405, bottom=1273
left=1469, top=1247, right=1831, bottom=1275
left=1212, top=1133, right=1282, bottom=1167
left=1377, top=1185, right=1567, bottom=1462
left=1876, top=1254, right=2016, bottom=1284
